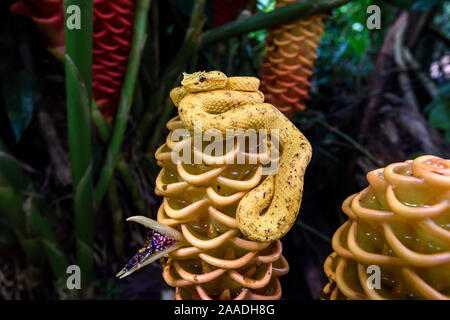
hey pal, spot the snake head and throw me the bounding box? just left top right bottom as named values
left=116, top=216, right=185, bottom=279
left=181, top=71, right=227, bottom=92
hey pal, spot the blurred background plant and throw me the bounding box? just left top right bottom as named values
left=0, top=0, right=448, bottom=299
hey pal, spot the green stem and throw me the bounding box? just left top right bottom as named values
left=137, top=0, right=206, bottom=150
left=64, top=0, right=94, bottom=298
left=201, top=0, right=351, bottom=47
left=94, top=0, right=151, bottom=208
left=91, top=100, right=111, bottom=142
left=91, top=101, right=144, bottom=213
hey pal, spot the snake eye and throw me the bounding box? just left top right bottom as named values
left=199, top=75, right=206, bottom=82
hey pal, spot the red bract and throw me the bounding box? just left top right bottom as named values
left=10, top=0, right=136, bottom=120
left=210, top=0, right=247, bottom=27
left=10, top=0, right=65, bottom=59
left=93, top=0, right=135, bottom=120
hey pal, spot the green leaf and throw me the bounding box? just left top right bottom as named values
left=331, top=40, right=349, bottom=64
left=0, top=186, right=26, bottom=237
left=0, top=140, right=31, bottom=192
left=0, top=174, right=69, bottom=281
left=65, top=55, right=93, bottom=182
left=1, top=70, right=35, bottom=142
left=426, top=84, right=450, bottom=141
left=408, top=151, right=427, bottom=160
left=0, top=222, right=18, bottom=251
left=0, top=138, right=68, bottom=281
left=64, top=0, right=95, bottom=297
left=27, top=197, right=69, bottom=279
left=429, top=99, right=450, bottom=130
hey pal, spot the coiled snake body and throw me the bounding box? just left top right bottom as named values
left=170, top=71, right=312, bottom=242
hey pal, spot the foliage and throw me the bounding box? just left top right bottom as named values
left=0, top=139, right=68, bottom=285
left=316, top=0, right=396, bottom=92
left=412, top=0, right=445, bottom=11
left=1, top=71, right=35, bottom=142
left=425, top=84, right=450, bottom=141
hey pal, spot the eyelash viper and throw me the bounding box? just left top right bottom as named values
left=169, top=71, right=312, bottom=242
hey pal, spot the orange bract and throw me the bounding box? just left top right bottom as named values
left=260, top=0, right=325, bottom=118
left=154, top=117, right=289, bottom=300
left=321, top=155, right=450, bottom=300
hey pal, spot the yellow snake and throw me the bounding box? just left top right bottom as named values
left=169, top=71, right=312, bottom=242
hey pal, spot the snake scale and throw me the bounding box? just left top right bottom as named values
left=170, top=71, right=312, bottom=242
